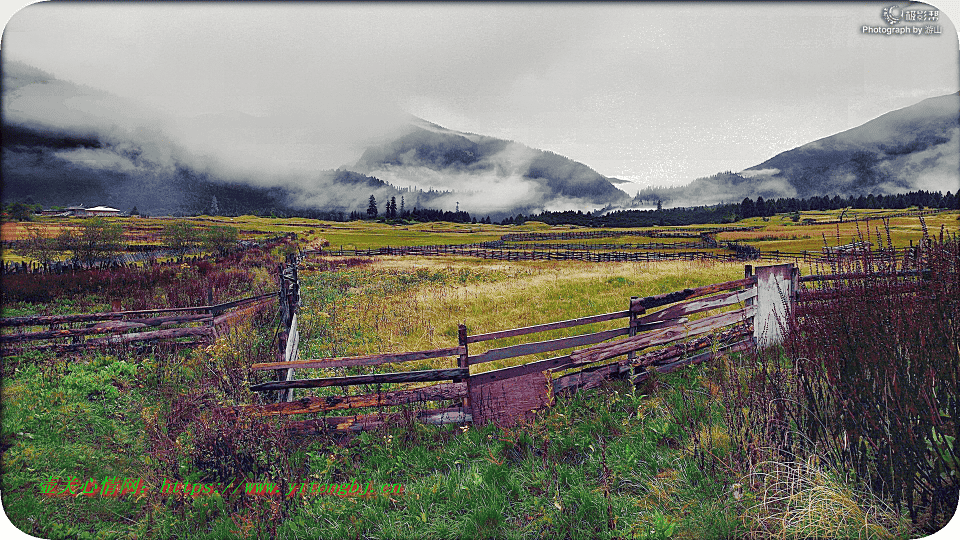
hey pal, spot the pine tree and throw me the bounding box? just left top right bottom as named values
left=210, top=195, right=219, bottom=216
left=367, top=195, right=378, bottom=219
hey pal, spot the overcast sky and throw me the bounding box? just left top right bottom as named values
left=2, top=2, right=958, bottom=190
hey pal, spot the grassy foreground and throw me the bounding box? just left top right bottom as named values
left=3, top=211, right=955, bottom=538
left=1, top=255, right=922, bottom=539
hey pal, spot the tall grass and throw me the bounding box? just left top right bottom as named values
left=786, top=225, right=959, bottom=530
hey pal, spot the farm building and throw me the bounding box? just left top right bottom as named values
left=85, top=206, right=123, bottom=217
left=52, top=205, right=125, bottom=217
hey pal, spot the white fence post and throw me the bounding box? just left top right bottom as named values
left=753, top=263, right=795, bottom=347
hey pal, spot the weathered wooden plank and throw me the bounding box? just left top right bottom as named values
left=470, top=355, right=574, bottom=386
left=0, top=291, right=277, bottom=327
left=637, top=288, right=756, bottom=325
left=84, top=326, right=214, bottom=345
left=569, top=306, right=754, bottom=365
left=212, top=297, right=275, bottom=329
left=235, top=382, right=467, bottom=416
left=124, top=313, right=213, bottom=325
left=554, top=336, right=754, bottom=395
left=420, top=408, right=473, bottom=425
left=251, top=346, right=465, bottom=371
left=629, top=325, right=752, bottom=368
left=484, top=320, right=750, bottom=392
left=281, top=314, right=301, bottom=403
left=630, top=277, right=755, bottom=312
left=466, top=311, right=631, bottom=344
left=0, top=314, right=214, bottom=344
left=249, top=368, right=469, bottom=392
left=468, top=327, right=630, bottom=365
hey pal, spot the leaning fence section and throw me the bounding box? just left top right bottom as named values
left=0, top=291, right=277, bottom=356
left=243, top=263, right=799, bottom=432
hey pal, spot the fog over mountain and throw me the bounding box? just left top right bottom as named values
left=3, top=59, right=956, bottom=219
left=353, top=118, right=630, bottom=216
left=2, top=60, right=629, bottom=219
left=633, top=93, right=960, bottom=208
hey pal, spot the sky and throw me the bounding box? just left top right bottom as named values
left=1, top=1, right=958, bottom=191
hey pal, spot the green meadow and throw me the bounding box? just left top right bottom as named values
left=1, top=209, right=956, bottom=539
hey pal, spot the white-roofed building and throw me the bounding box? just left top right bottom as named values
left=84, top=206, right=123, bottom=217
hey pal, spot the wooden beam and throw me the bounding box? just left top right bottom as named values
left=470, top=355, right=574, bottom=386
left=251, top=346, right=465, bottom=371
left=84, top=326, right=213, bottom=345
left=468, top=327, right=630, bottom=365
left=249, top=368, right=469, bottom=392
left=466, top=311, right=630, bottom=344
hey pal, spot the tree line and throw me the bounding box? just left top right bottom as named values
left=519, top=189, right=957, bottom=228
left=346, top=195, right=494, bottom=225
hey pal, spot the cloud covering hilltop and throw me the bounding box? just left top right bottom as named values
left=1, top=60, right=629, bottom=219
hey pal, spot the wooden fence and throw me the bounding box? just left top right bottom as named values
left=0, top=231, right=299, bottom=276
left=241, top=263, right=800, bottom=432
left=319, top=243, right=924, bottom=267
left=0, top=291, right=278, bottom=356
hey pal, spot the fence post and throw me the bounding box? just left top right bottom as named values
left=627, top=296, right=639, bottom=391
left=752, top=263, right=794, bottom=348
left=457, top=324, right=471, bottom=413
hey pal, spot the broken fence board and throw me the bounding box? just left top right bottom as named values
left=631, top=277, right=755, bottom=313
left=251, top=346, right=465, bottom=371
left=637, top=288, right=756, bottom=325
left=212, top=297, right=276, bottom=330
left=554, top=336, right=754, bottom=395
left=470, top=355, right=574, bottom=386
left=552, top=362, right=622, bottom=395
left=249, top=368, right=469, bottom=392
left=569, top=306, right=754, bottom=365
